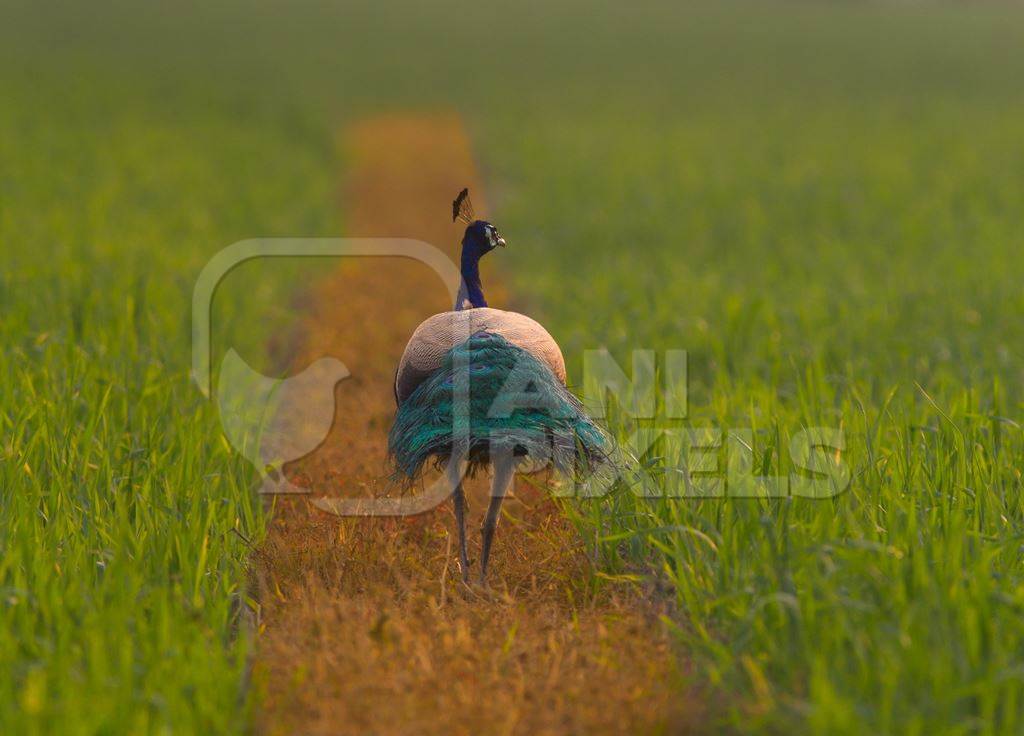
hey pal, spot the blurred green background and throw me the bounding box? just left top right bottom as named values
left=2, top=1, right=1024, bottom=733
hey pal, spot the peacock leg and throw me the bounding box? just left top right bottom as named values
left=480, top=456, right=515, bottom=584
left=447, top=459, right=470, bottom=582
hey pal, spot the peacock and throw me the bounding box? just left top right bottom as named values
left=388, top=189, right=609, bottom=584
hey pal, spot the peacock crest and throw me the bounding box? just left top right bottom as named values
left=452, top=187, right=474, bottom=224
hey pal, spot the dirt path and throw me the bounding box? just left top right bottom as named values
left=253, top=115, right=694, bottom=735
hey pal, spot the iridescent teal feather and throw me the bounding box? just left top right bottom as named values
left=388, top=332, right=609, bottom=479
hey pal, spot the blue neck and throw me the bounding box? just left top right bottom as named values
left=460, top=251, right=488, bottom=308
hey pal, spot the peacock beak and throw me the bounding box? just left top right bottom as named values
left=497, top=237, right=507, bottom=248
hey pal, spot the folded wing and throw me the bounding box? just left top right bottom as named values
left=394, top=307, right=566, bottom=405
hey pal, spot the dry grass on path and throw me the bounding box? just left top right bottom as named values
left=252, top=115, right=696, bottom=735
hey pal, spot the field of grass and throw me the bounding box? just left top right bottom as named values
left=489, top=8, right=1024, bottom=732
left=496, top=107, right=1024, bottom=732
left=0, top=48, right=338, bottom=734
left=3, top=1, right=1024, bottom=733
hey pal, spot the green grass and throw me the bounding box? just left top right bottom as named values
left=488, top=37, right=1024, bottom=736
left=0, top=68, right=337, bottom=732
left=3, top=1, right=1024, bottom=733
left=496, top=110, right=1024, bottom=733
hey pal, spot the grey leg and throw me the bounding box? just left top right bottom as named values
left=452, top=482, right=470, bottom=583
left=480, top=456, right=515, bottom=584
left=447, top=458, right=470, bottom=582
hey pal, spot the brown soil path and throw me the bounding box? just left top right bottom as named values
left=252, top=114, right=695, bottom=735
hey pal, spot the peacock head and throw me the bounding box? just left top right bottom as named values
left=452, top=188, right=505, bottom=266
left=461, top=220, right=506, bottom=263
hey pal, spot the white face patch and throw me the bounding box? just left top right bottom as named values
left=485, top=226, right=499, bottom=248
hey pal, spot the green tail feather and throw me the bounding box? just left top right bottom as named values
left=388, top=332, right=610, bottom=479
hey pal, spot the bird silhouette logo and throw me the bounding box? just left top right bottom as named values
left=192, top=237, right=465, bottom=509
left=216, top=348, right=349, bottom=492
